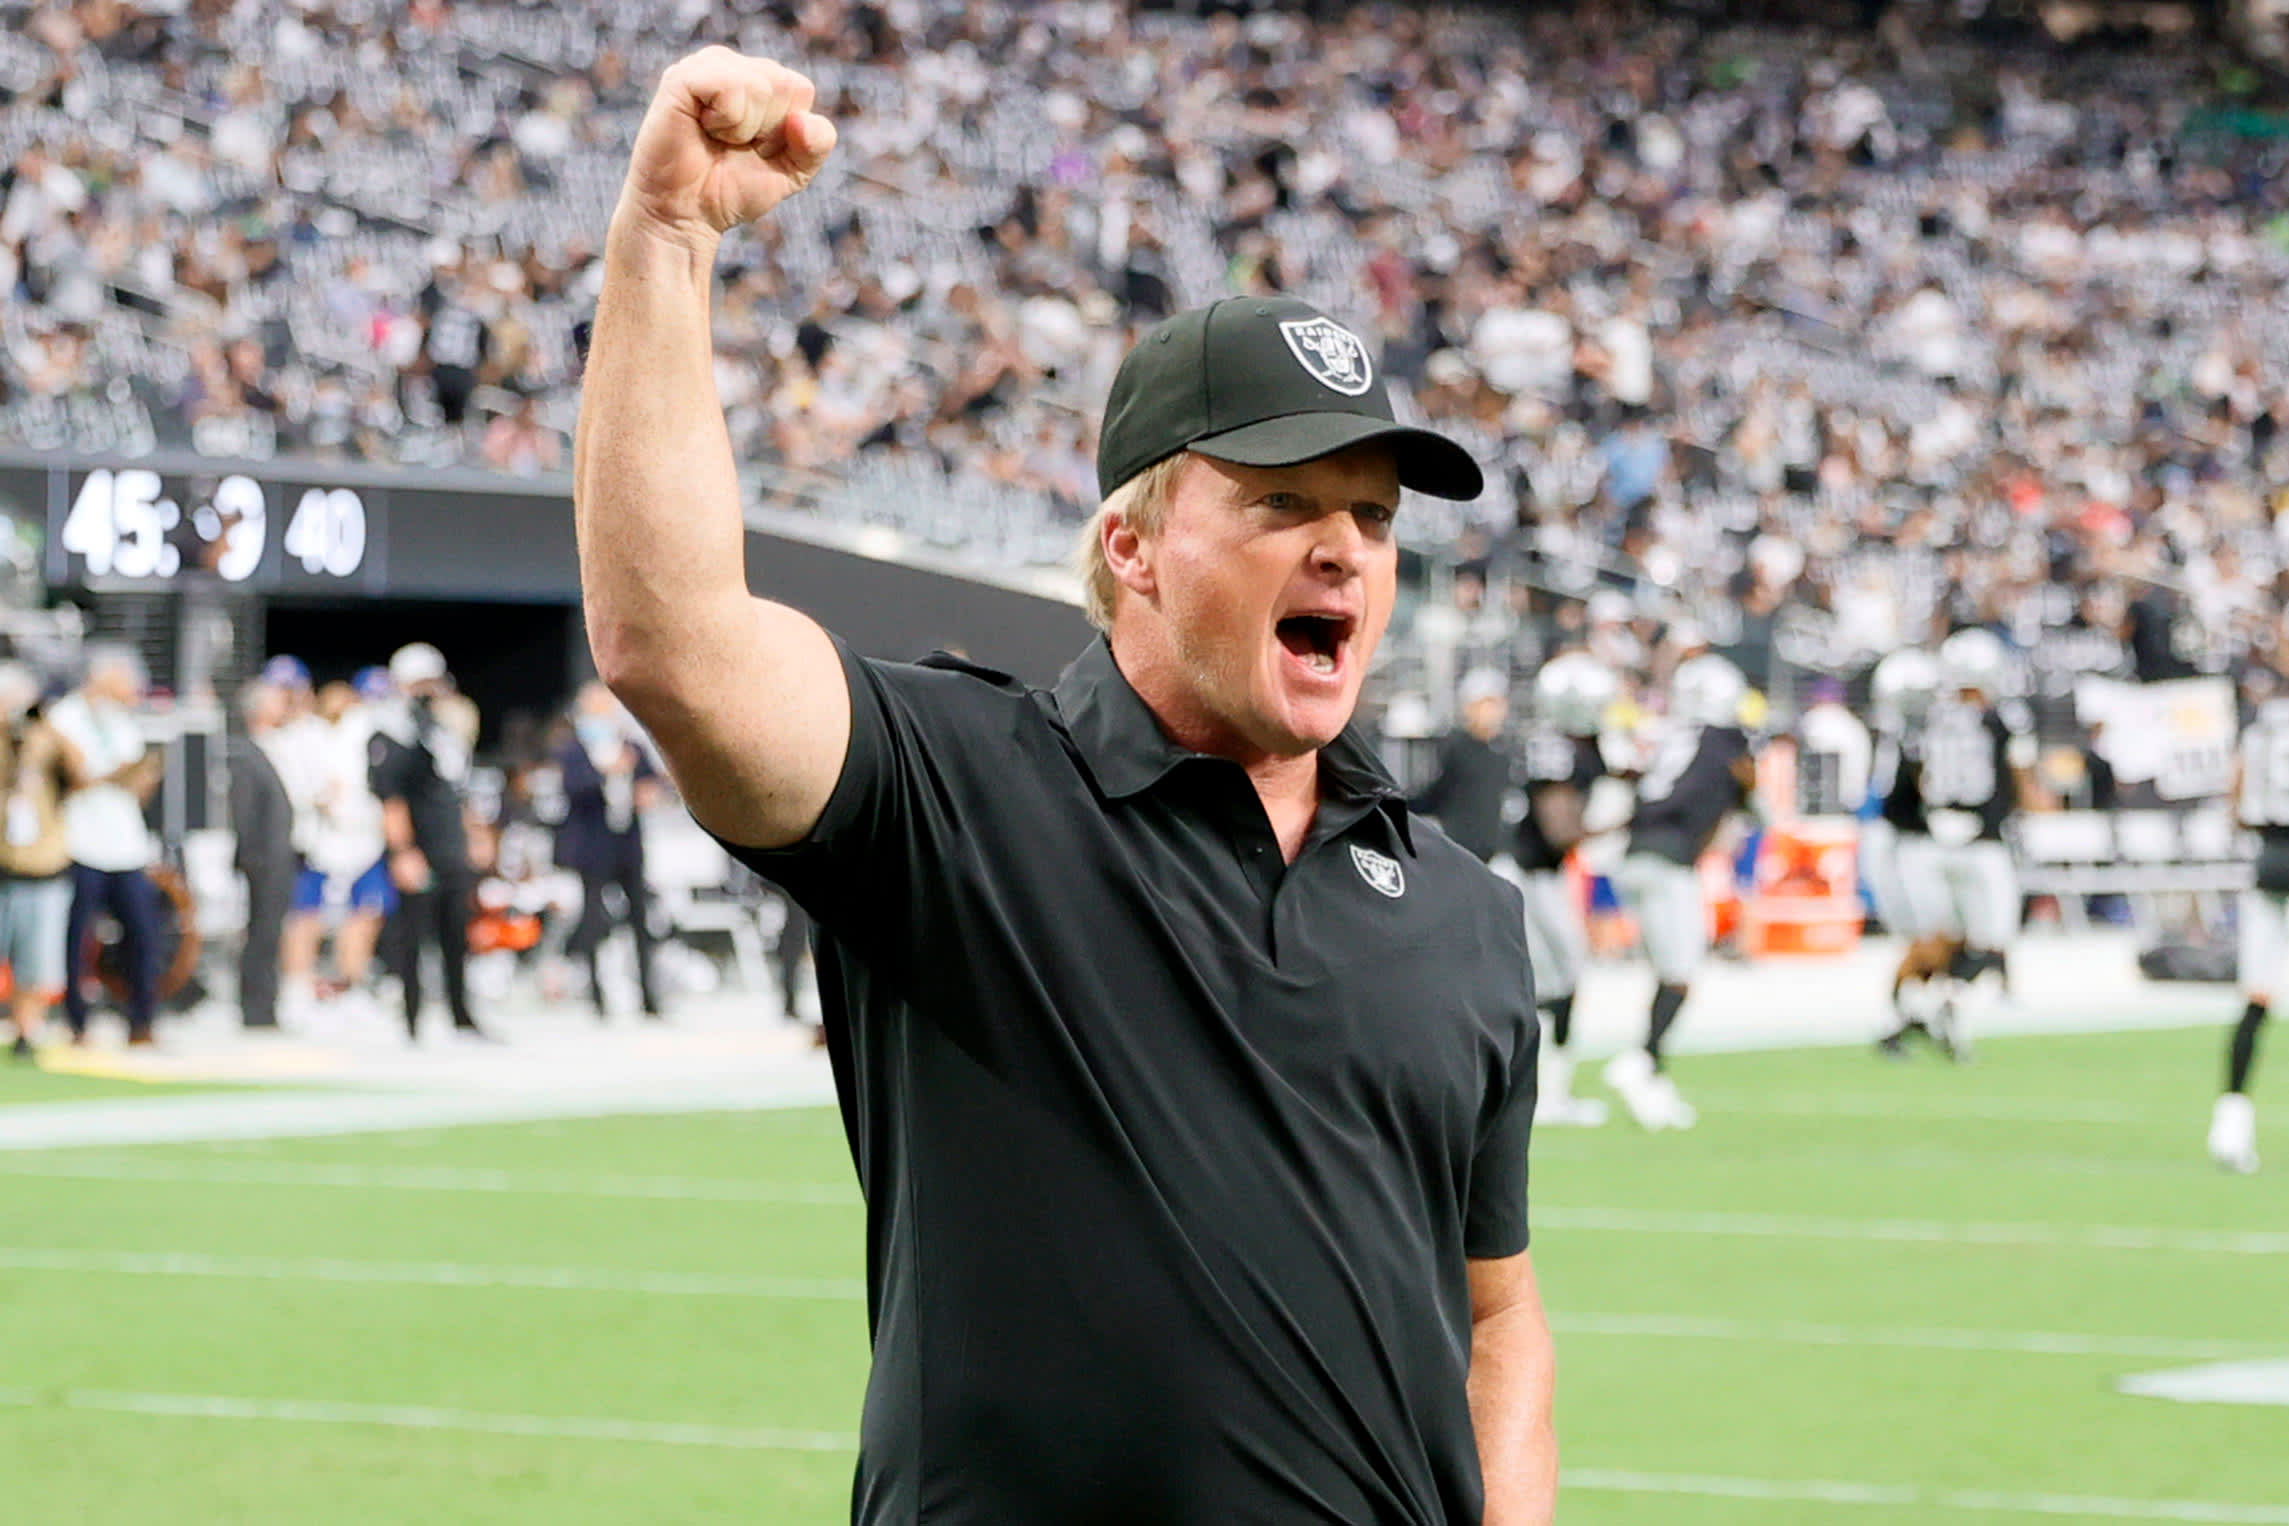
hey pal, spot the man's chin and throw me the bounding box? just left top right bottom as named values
left=1255, top=693, right=1358, bottom=756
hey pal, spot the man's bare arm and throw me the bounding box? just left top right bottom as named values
left=1469, top=1250, right=1559, bottom=1526
left=574, top=48, right=849, bottom=850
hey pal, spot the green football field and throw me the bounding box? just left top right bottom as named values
left=2, top=1025, right=2285, bottom=1524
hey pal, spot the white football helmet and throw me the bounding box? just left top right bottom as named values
left=1870, top=649, right=1941, bottom=731
left=1534, top=652, right=1618, bottom=738
left=1938, top=628, right=2009, bottom=699
left=1671, top=653, right=1747, bottom=729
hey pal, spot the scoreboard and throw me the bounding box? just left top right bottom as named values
left=52, top=466, right=383, bottom=593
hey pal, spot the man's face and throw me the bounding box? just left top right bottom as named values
left=249, top=683, right=288, bottom=731
left=1122, top=445, right=1401, bottom=757
left=91, top=663, right=141, bottom=707
left=1463, top=693, right=1507, bottom=740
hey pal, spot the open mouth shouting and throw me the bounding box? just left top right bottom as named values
left=1274, top=609, right=1359, bottom=685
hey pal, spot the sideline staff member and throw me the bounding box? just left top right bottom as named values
left=370, top=643, right=487, bottom=1042
left=577, top=49, right=1554, bottom=1525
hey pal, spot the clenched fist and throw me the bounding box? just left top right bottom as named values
left=615, top=47, right=837, bottom=243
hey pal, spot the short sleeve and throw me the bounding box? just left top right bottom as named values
left=715, top=638, right=1032, bottom=958
left=369, top=734, right=409, bottom=802
left=1464, top=947, right=1539, bottom=1259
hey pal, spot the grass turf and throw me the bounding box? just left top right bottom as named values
left=1, top=1026, right=2284, bottom=1523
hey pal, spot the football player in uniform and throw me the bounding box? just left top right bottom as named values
left=1604, top=653, right=1757, bottom=1130
left=1496, top=651, right=1620, bottom=1127
left=1911, top=628, right=2037, bottom=1059
left=1864, top=649, right=1961, bottom=1055
left=2215, top=693, right=2289, bottom=1173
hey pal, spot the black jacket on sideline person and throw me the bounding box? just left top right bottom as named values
left=1408, top=727, right=1511, bottom=863
left=555, top=736, right=657, bottom=876
left=369, top=697, right=479, bottom=1036
left=227, top=732, right=297, bottom=1029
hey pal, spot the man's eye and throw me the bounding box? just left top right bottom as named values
left=1360, top=503, right=1398, bottom=528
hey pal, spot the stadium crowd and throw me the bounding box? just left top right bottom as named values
left=8, top=0, right=2289, bottom=710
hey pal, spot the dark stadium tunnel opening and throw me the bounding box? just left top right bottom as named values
left=259, top=597, right=583, bottom=757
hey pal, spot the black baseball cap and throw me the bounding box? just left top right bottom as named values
left=1095, top=297, right=1484, bottom=502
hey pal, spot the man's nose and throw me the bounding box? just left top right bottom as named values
left=1311, top=514, right=1366, bottom=577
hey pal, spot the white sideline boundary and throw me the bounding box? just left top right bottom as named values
left=0, top=1387, right=859, bottom=1452
left=1551, top=1314, right=2283, bottom=1363
left=1534, top=1207, right=2289, bottom=1256
left=0, top=1156, right=862, bottom=1204
left=1686, top=1090, right=2159, bottom=1125
left=0, top=1072, right=839, bottom=1152
left=0, top=1386, right=2280, bottom=1522
left=0, top=1247, right=865, bottom=1300
left=10, top=1153, right=2281, bottom=1257
left=2, top=1241, right=2276, bottom=1363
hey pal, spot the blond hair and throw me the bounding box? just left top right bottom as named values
left=1075, top=452, right=1189, bottom=632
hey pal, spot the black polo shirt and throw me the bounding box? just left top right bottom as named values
left=727, top=636, right=1539, bottom=1526
left=368, top=702, right=471, bottom=869
left=1408, top=727, right=1512, bottom=863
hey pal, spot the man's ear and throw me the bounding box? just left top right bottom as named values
left=1104, top=508, right=1157, bottom=604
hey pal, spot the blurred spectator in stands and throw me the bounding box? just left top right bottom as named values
left=417, top=251, right=490, bottom=431
left=554, top=681, right=662, bottom=1020
left=481, top=391, right=564, bottom=476
left=1600, top=407, right=1671, bottom=514
left=0, top=663, right=72, bottom=1059
left=47, top=646, right=161, bottom=1047
left=2083, top=719, right=2120, bottom=813
left=228, top=678, right=296, bottom=1032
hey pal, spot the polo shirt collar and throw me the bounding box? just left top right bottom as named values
left=1051, top=638, right=1416, bottom=854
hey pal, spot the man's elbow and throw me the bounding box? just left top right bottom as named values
left=586, top=614, right=682, bottom=719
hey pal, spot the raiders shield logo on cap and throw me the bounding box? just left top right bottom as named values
left=1350, top=842, right=1406, bottom=898
left=1279, top=316, right=1374, bottom=397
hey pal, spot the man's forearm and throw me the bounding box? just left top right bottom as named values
left=1471, top=1303, right=1559, bottom=1526
left=573, top=215, right=753, bottom=695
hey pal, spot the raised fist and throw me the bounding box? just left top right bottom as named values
left=615, top=48, right=837, bottom=242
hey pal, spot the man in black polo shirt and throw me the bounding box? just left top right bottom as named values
left=1410, top=667, right=1514, bottom=864
left=369, top=643, right=489, bottom=1043
left=576, top=49, right=1555, bottom=1526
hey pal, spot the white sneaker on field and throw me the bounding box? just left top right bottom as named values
left=1603, top=1049, right=1665, bottom=1130
left=2210, top=1093, right=2259, bottom=1175
left=1645, top=1073, right=1698, bottom=1131
left=1537, top=1050, right=1610, bottom=1128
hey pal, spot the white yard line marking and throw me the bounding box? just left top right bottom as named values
left=6, top=1235, right=2267, bottom=1363
left=1535, top=1207, right=2289, bottom=1256
left=1552, top=1314, right=2282, bottom=1363
left=0, top=1247, right=864, bottom=1300
left=0, top=1156, right=860, bottom=1204
left=0, top=1388, right=857, bottom=1451
left=1567, top=1470, right=2289, bottom=1522
left=1691, top=1091, right=2156, bottom=1125
left=0, top=1073, right=838, bottom=1152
